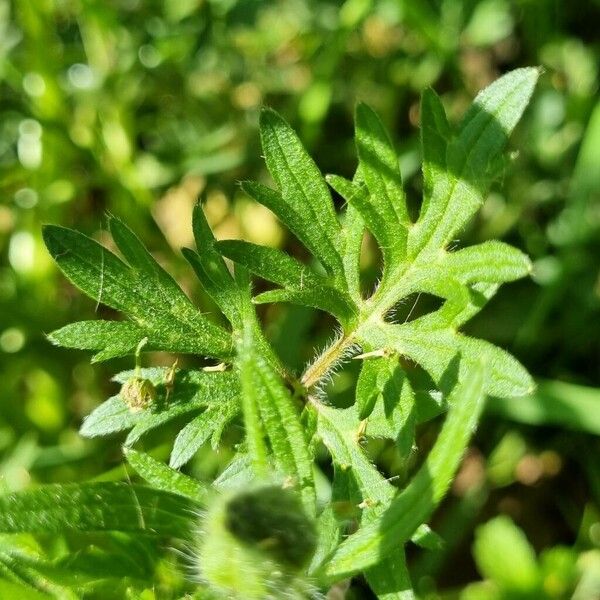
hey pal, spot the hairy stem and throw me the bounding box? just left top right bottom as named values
left=301, top=332, right=356, bottom=390
left=300, top=288, right=397, bottom=393
left=300, top=301, right=391, bottom=393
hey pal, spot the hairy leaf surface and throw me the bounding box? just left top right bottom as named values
left=44, top=225, right=231, bottom=359
left=0, top=483, right=199, bottom=538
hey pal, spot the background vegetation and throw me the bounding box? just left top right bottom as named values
left=0, top=0, right=599, bottom=597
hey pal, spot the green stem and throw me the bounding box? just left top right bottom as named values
left=134, top=337, right=148, bottom=378
left=300, top=332, right=356, bottom=390
left=299, top=264, right=413, bottom=393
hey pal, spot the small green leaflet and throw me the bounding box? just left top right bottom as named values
left=258, top=109, right=346, bottom=283
left=419, top=87, right=451, bottom=221
left=212, top=454, right=254, bottom=492
left=354, top=103, right=409, bottom=275
left=316, top=393, right=416, bottom=597
left=169, top=401, right=238, bottom=469
left=124, top=448, right=209, bottom=502
left=356, top=356, right=417, bottom=455
left=323, top=175, right=365, bottom=303
left=79, top=394, right=140, bottom=438
left=217, top=239, right=356, bottom=324
left=80, top=368, right=239, bottom=467
left=182, top=203, right=249, bottom=328
left=411, top=67, right=540, bottom=256
left=48, top=320, right=146, bottom=363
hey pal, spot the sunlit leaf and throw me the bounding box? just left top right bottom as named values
left=124, top=448, right=208, bottom=502
left=0, top=483, right=199, bottom=538
left=322, top=363, right=485, bottom=578
left=43, top=225, right=232, bottom=358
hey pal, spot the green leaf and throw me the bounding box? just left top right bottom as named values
left=218, top=240, right=317, bottom=290
left=316, top=399, right=416, bottom=597
left=309, top=506, right=341, bottom=574
left=38, top=69, right=542, bottom=599
left=182, top=203, right=247, bottom=327
left=257, top=109, right=345, bottom=280
left=339, top=191, right=366, bottom=303
left=456, top=68, right=539, bottom=176
left=238, top=323, right=316, bottom=514
left=295, top=172, right=365, bottom=305
left=455, top=335, right=534, bottom=397
left=0, top=483, right=199, bottom=539
left=386, top=266, right=471, bottom=319
left=442, top=241, right=532, bottom=284
left=322, top=362, right=485, bottom=578
left=253, top=288, right=355, bottom=325
left=411, top=67, right=540, bottom=256
left=217, top=239, right=356, bottom=323
left=356, top=358, right=383, bottom=419
left=213, top=455, right=254, bottom=491
left=359, top=361, right=417, bottom=455
left=122, top=368, right=240, bottom=446
left=365, top=551, right=415, bottom=600
left=80, top=368, right=240, bottom=445
left=124, top=448, right=208, bottom=502
left=318, top=404, right=394, bottom=505
left=48, top=320, right=144, bottom=362
left=355, top=103, right=409, bottom=260
left=79, top=396, right=142, bottom=438
left=363, top=322, right=534, bottom=397
left=238, top=325, right=269, bottom=479
left=43, top=225, right=232, bottom=359
left=419, top=88, right=451, bottom=221
left=473, top=516, right=541, bottom=593
left=411, top=524, right=445, bottom=551
left=356, top=355, right=413, bottom=425
left=108, top=216, right=189, bottom=306
left=401, top=281, right=494, bottom=332
left=169, top=401, right=238, bottom=469
left=328, top=173, right=394, bottom=266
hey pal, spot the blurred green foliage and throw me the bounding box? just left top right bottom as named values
left=0, top=0, right=599, bottom=597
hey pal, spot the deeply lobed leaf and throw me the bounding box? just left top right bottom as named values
left=258, top=109, right=346, bottom=282
left=80, top=367, right=240, bottom=470
left=39, top=68, right=541, bottom=598
left=411, top=67, right=540, bottom=256
left=322, top=362, right=486, bottom=578
left=44, top=224, right=232, bottom=359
